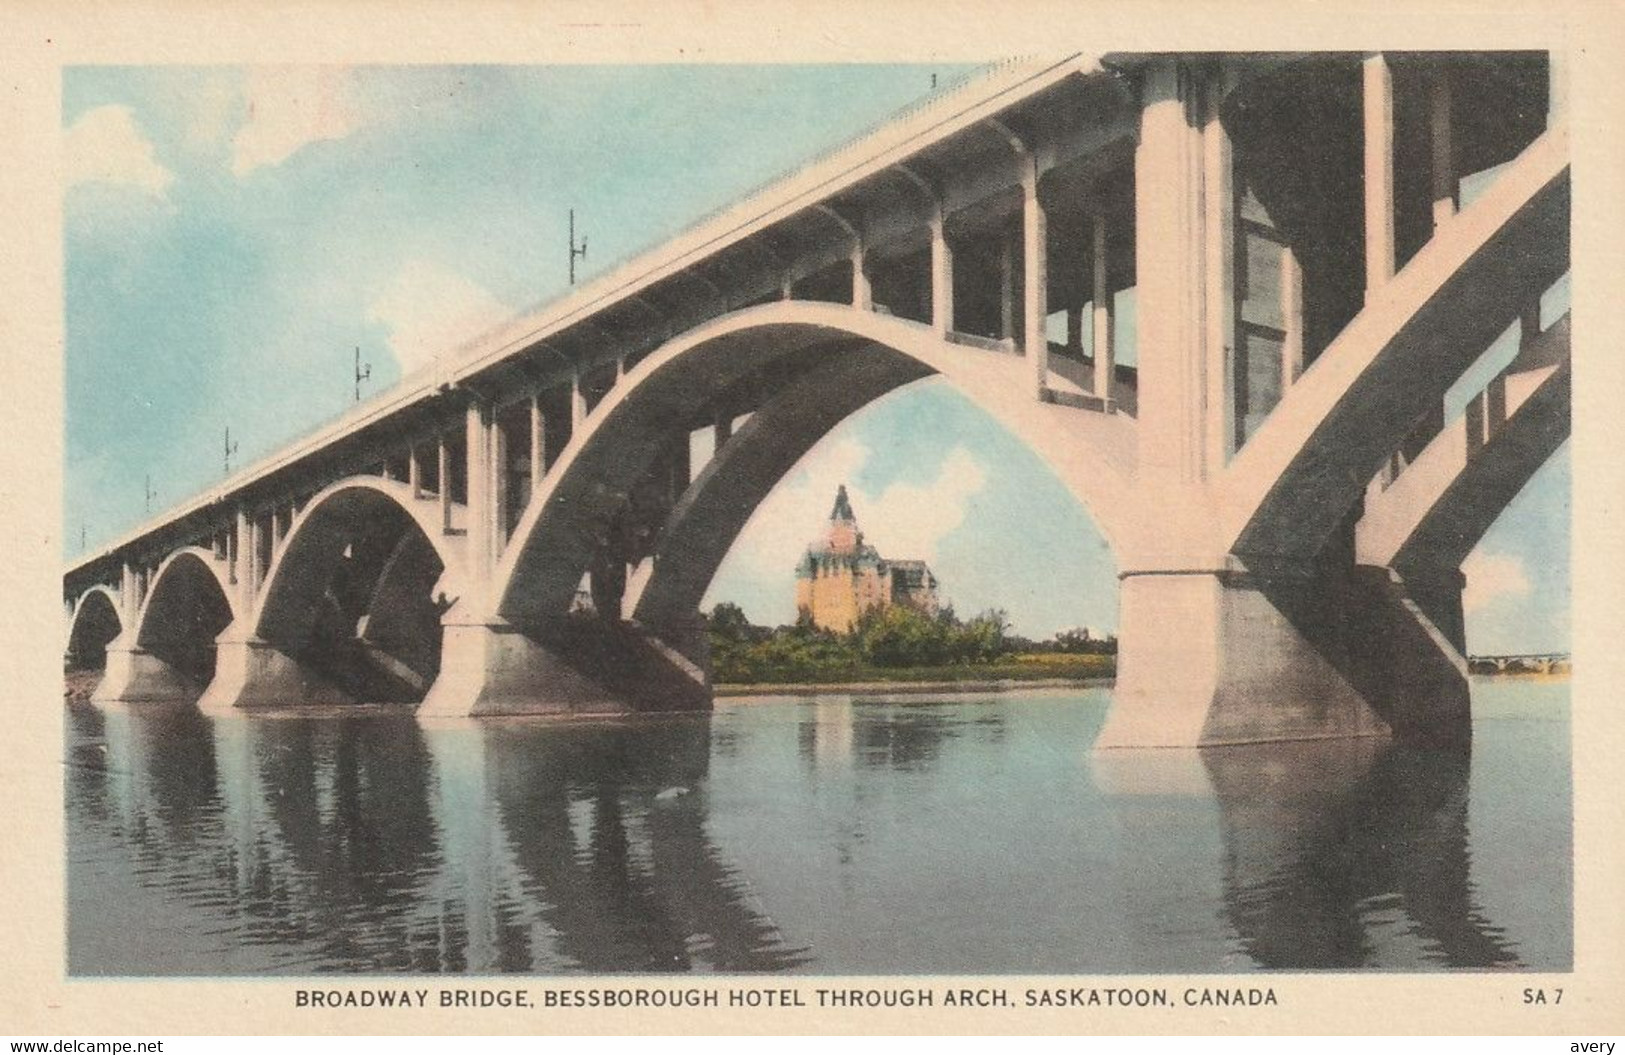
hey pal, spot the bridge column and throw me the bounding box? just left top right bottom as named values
left=1022, top=159, right=1048, bottom=396
left=438, top=435, right=453, bottom=533
left=1100, top=60, right=1396, bottom=751
left=234, top=508, right=261, bottom=613
left=1430, top=67, right=1458, bottom=229
left=1364, top=52, right=1397, bottom=298
left=465, top=401, right=495, bottom=592
left=1548, top=50, right=1567, bottom=126
left=850, top=244, right=872, bottom=311
left=1091, top=212, right=1115, bottom=404
left=998, top=238, right=1015, bottom=341
left=1103, top=558, right=1465, bottom=750
left=1134, top=57, right=1233, bottom=485
left=930, top=208, right=953, bottom=335
left=488, top=406, right=509, bottom=553
left=571, top=364, right=588, bottom=432
left=119, top=560, right=144, bottom=626
left=1101, top=558, right=1393, bottom=749
left=96, top=561, right=188, bottom=703
left=529, top=393, right=545, bottom=493
left=95, top=639, right=206, bottom=703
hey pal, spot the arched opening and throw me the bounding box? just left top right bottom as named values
left=66, top=588, right=121, bottom=672
left=136, top=551, right=235, bottom=687
left=256, top=483, right=459, bottom=703
left=693, top=379, right=1120, bottom=663
left=491, top=303, right=1131, bottom=704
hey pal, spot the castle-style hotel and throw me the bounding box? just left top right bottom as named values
left=794, top=485, right=939, bottom=633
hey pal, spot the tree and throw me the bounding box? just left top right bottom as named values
left=708, top=601, right=756, bottom=642
left=955, top=609, right=1011, bottom=663
left=857, top=604, right=949, bottom=666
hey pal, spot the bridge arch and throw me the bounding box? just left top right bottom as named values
left=491, top=300, right=1136, bottom=632
left=251, top=477, right=467, bottom=701
left=66, top=585, right=122, bottom=671
left=1219, top=128, right=1569, bottom=567
left=130, top=547, right=241, bottom=687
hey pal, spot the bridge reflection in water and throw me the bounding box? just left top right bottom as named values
left=66, top=686, right=1569, bottom=975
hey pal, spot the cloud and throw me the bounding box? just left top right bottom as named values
left=232, top=66, right=359, bottom=177
left=721, top=433, right=989, bottom=589
left=858, top=448, right=988, bottom=562
left=1463, top=549, right=1532, bottom=613
left=178, top=71, right=246, bottom=158
left=64, top=105, right=173, bottom=198
left=367, top=258, right=513, bottom=374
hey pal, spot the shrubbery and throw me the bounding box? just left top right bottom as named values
left=708, top=601, right=1027, bottom=682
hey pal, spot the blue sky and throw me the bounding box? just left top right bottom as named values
left=63, top=64, right=1568, bottom=649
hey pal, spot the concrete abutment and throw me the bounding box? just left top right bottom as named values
left=1105, top=559, right=1475, bottom=747
left=1096, top=562, right=1469, bottom=750
left=196, top=625, right=352, bottom=713
left=1100, top=569, right=1389, bottom=749
left=94, top=635, right=204, bottom=704
left=417, top=614, right=710, bottom=719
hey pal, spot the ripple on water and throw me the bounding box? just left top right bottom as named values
left=66, top=684, right=1570, bottom=974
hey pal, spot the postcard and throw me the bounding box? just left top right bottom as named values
left=3, top=0, right=1623, bottom=1037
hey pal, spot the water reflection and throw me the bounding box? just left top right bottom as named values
left=1206, top=742, right=1518, bottom=969
left=795, top=695, right=1008, bottom=773
left=66, top=688, right=1570, bottom=975
left=432, top=717, right=808, bottom=972
left=1095, top=737, right=1528, bottom=970
left=211, top=713, right=443, bottom=970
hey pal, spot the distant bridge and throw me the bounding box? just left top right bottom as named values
left=1469, top=653, right=1571, bottom=674
left=65, top=52, right=1569, bottom=749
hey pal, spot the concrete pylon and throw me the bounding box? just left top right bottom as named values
left=417, top=606, right=709, bottom=720
left=93, top=633, right=201, bottom=703
left=197, top=621, right=350, bottom=713
left=1099, top=551, right=1470, bottom=750
left=1094, top=58, right=1424, bottom=751
left=1099, top=558, right=1400, bottom=750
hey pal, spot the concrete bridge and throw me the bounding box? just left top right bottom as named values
left=64, top=52, right=1569, bottom=749
left=1469, top=653, right=1571, bottom=675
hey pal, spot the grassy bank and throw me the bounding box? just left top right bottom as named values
left=715, top=651, right=1113, bottom=692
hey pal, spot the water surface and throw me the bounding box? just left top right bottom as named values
left=66, top=680, right=1571, bottom=974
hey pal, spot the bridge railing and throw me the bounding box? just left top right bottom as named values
left=407, top=57, right=1054, bottom=385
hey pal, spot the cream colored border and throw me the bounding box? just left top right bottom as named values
left=2, top=0, right=1621, bottom=1036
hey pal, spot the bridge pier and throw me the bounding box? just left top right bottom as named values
left=1098, top=559, right=1469, bottom=750
left=196, top=624, right=351, bottom=712
left=1100, top=566, right=1389, bottom=749
left=417, top=612, right=709, bottom=719
left=93, top=634, right=201, bottom=703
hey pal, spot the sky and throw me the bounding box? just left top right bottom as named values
left=63, top=64, right=1569, bottom=650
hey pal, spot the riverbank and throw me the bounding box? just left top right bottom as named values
left=715, top=653, right=1114, bottom=696
left=716, top=675, right=1108, bottom=697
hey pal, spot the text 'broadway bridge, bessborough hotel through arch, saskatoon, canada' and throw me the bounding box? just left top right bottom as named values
left=64, top=52, right=1569, bottom=751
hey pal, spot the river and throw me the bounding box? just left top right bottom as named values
left=65, top=679, right=1570, bottom=975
